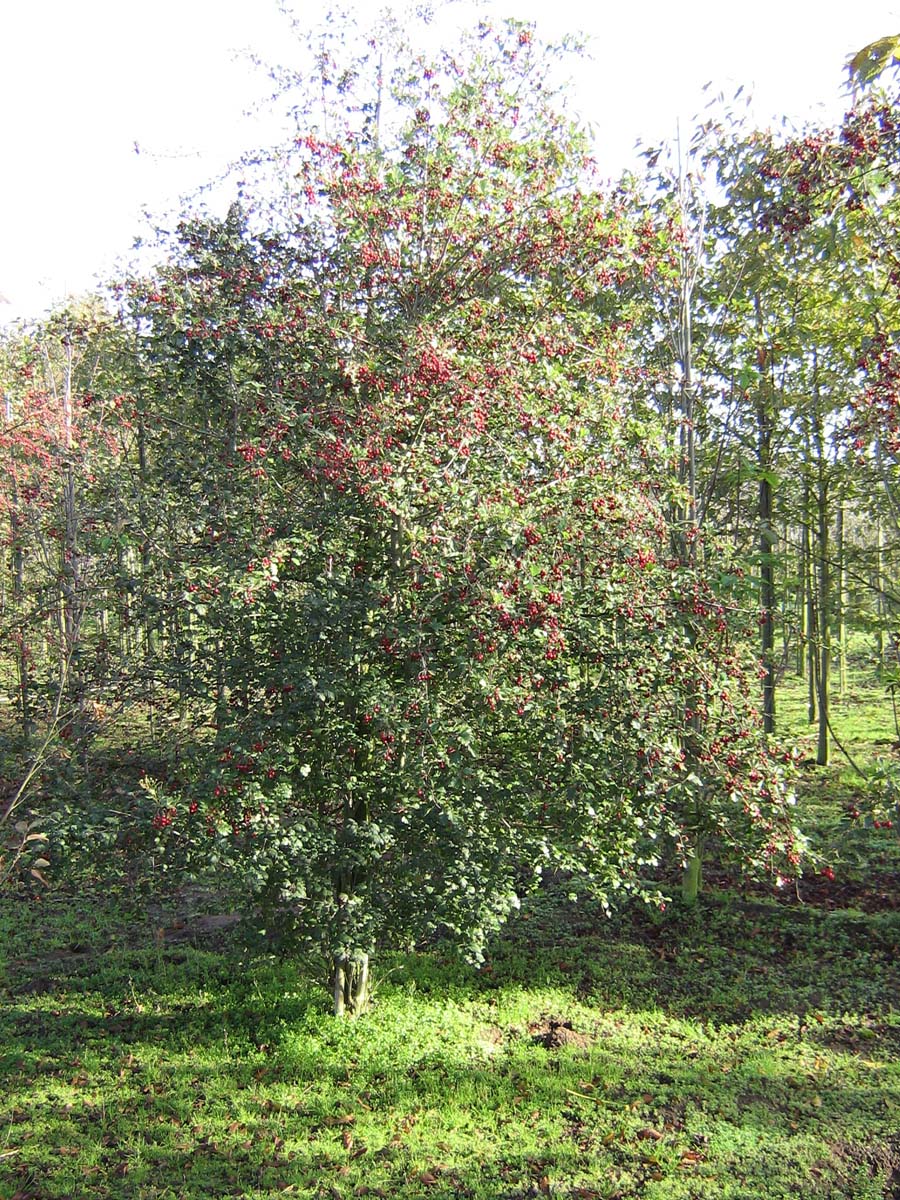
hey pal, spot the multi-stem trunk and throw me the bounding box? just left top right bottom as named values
left=332, top=953, right=370, bottom=1017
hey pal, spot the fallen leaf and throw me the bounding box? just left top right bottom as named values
left=637, top=1128, right=663, bottom=1141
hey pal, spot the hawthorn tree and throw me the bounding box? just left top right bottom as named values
left=133, top=17, right=799, bottom=1013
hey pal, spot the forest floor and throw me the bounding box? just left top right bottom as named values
left=1, top=673, right=900, bottom=1199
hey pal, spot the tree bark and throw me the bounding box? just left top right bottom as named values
left=754, top=301, right=776, bottom=736
left=332, top=954, right=370, bottom=1017
left=812, top=393, right=830, bottom=767
left=5, top=394, right=33, bottom=742
left=877, top=518, right=886, bottom=679
left=58, top=331, right=86, bottom=746
left=758, top=435, right=776, bottom=734
left=682, top=840, right=704, bottom=906
left=836, top=500, right=847, bottom=698
left=798, top=518, right=808, bottom=679
left=802, top=430, right=817, bottom=725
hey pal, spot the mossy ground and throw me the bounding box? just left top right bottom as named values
left=1, top=670, right=899, bottom=1199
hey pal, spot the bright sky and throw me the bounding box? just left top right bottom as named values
left=1, top=0, right=896, bottom=326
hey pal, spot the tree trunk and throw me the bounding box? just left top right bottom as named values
left=5, top=394, right=33, bottom=743
left=758, top=448, right=776, bottom=735
left=754, top=299, right=776, bottom=735
left=682, top=840, right=704, bottom=906
left=59, top=332, right=86, bottom=744
left=215, top=640, right=227, bottom=728
left=877, top=518, right=886, bottom=679
left=802, top=431, right=817, bottom=725
left=332, top=954, right=370, bottom=1017
left=836, top=500, right=847, bottom=698
left=812, top=398, right=830, bottom=767
left=798, top=519, right=808, bottom=678
left=137, top=416, right=157, bottom=660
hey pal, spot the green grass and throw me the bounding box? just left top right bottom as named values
left=777, top=668, right=900, bottom=886
left=2, top=670, right=900, bottom=1199
left=778, top=671, right=898, bottom=758
left=2, top=875, right=900, bottom=1199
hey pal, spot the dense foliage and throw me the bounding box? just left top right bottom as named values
left=6, top=12, right=900, bottom=1012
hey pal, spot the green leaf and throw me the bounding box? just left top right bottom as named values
left=847, top=35, right=900, bottom=86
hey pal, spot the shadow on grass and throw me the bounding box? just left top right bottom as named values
left=1, top=884, right=900, bottom=1199
left=2, top=990, right=898, bottom=1199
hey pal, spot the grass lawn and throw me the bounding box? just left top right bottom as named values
left=1, top=672, right=899, bottom=1199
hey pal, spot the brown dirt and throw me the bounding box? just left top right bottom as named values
left=155, top=912, right=242, bottom=941
left=702, top=869, right=900, bottom=913
left=825, top=1134, right=900, bottom=1198
left=528, top=1015, right=592, bottom=1050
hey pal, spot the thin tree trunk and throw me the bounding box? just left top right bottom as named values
left=798, top=519, right=808, bottom=679
left=674, top=169, right=703, bottom=902
left=780, top=519, right=792, bottom=674
left=812, top=383, right=830, bottom=767
left=58, top=332, right=85, bottom=745
left=802, top=430, right=817, bottom=725
left=753, top=298, right=777, bottom=735
left=836, top=500, right=847, bottom=697
left=137, top=416, right=157, bottom=660
left=877, top=518, right=886, bottom=679
left=215, top=640, right=227, bottom=728
left=758, top=432, right=776, bottom=735
left=5, top=394, right=33, bottom=742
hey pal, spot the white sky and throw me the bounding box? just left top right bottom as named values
left=1, top=0, right=896, bottom=325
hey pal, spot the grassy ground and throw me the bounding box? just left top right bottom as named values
left=1, top=672, right=899, bottom=1200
